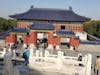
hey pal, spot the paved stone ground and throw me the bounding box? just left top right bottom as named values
left=21, top=70, right=68, bottom=75
left=20, top=68, right=71, bottom=75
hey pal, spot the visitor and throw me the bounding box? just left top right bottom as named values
left=78, top=53, right=82, bottom=61
left=53, top=44, right=56, bottom=51
left=36, top=39, right=40, bottom=50
left=21, top=39, right=23, bottom=44
left=94, top=56, right=100, bottom=75
left=22, top=47, right=29, bottom=66
left=44, top=42, right=47, bottom=50
left=53, top=44, right=57, bottom=54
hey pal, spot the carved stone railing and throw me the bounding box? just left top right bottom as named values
left=29, top=48, right=92, bottom=75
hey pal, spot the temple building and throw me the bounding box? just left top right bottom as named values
left=5, top=6, right=90, bottom=50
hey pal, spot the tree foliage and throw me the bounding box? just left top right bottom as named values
left=0, top=17, right=17, bottom=32
left=84, top=20, right=100, bottom=38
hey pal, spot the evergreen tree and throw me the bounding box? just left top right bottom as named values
left=0, top=17, right=17, bottom=32
left=84, top=20, right=100, bottom=38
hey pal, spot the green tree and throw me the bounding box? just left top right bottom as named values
left=95, top=23, right=100, bottom=37
left=0, top=17, right=17, bottom=32
left=84, top=20, right=100, bottom=38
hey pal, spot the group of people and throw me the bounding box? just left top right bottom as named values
left=36, top=39, right=48, bottom=50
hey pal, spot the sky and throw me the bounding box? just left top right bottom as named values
left=0, top=0, right=100, bottom=20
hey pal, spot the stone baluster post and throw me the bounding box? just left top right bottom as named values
left=30, top=48, right=34, bottom=57
left=36, top=50, right=39, bottom=57
left=57, top=51, right=63, bottom=70
left=85, top=54, right=92, bottom=75
left=8, top=47, right=11, bottom=53
left=40, top=51, right=43, bottom=57
left=13, top=49, right=16, bottom=58
left=2, top=47, right=6, bottom=57
left=29, top=48, right=34, bottom=70
left=44, top=50, right=49, bottom=57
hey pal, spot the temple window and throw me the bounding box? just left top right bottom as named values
left=61, top=26, right=65, bottom=30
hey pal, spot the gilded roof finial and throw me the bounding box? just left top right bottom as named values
left=30, top=5, right=34, bottom=9
left=69, top=6, right=72, bottom=11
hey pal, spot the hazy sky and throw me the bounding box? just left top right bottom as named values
left=0, top=0, right=100, bottom=20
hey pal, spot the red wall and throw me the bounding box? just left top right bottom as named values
left=6, top=34, right=16, bottom=43
left=69, top=37, right=80, bottom=47
left=48, top=32, right=60, bottom=46
left=54, top=24, right=83, bottom=32
left=23, top=34, right=28, bottom=44
left=28, top=32, right=36, bottom=44
left=48, top=32, right=54, bottom=44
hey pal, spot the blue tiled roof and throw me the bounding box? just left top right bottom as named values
left=5, top=29, right=12, bottom=35
left=6, top=28, right=29, bottom=33
left=0, top=37, right=5, bottom=40
left=57, top=30, right=75, bottom=35
left=0, top=32, right=6, bottom=39
left=30, top=22, right=55, bottom=30
left=11, top=28, right=29, bottom=33
left=80, top=41, right=100, bottom=45
left=10, top=8, right=90, bottom=22
left=0, top=32, right=5, bottom=35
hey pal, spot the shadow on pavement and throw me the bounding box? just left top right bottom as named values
left=28, top=69, right=43, bottom=75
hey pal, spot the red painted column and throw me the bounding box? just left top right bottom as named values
left=55, top=36, right=60, bottom=45
left=55, top=36, right=60, bottom=49
left=6, top=36, right=10, bottom=43
left=75, top=39, right=80, bottom=47
left=48, top=32, right=53, bottom=45
left=10, top=34, right=15, bottom=43
left=28, top=32, right=36, bottom=48
left=69, top=37, right=75, bottom=50
left=47, top=32, right=54, bottom=49
left=23, top=34, right=28, bottom=44
left=69, top=37, right=80, bottom=50
left=11, top=34, right=16, bottom=43
left=23, top=34, right=28, bottom=48
left=80, top=26, right=83, bottom=32
left=69, top=37, right=74, bottom=46
left=5, top=34, right=15, bottom=46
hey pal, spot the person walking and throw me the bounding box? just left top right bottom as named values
left=22, top=47, right=29, bottom=66
left=94, top=56, right=100, bottom=75
left=36, top=39, right=40, bottom=50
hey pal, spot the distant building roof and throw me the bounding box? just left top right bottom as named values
left=10, top=7, right=90, bottom=22
left=80, top=41, right=100, bottom=45
left=0, top=37, right=5, bottom=40
left=30, top=22, right=55, bottom=30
